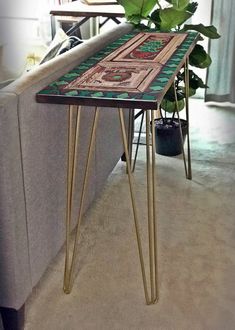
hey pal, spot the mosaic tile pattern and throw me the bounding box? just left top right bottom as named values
left=37, top=30, right=198, bottom=106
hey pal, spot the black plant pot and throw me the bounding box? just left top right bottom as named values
left=153, top=118, right=188, bottom=156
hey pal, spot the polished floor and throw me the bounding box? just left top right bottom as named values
left=5, top=99, right=235, bottom=330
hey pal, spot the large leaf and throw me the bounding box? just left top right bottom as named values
left=164, top=85, right=185, bottom=101
left=117, top=0, right=157, bottom=20
left=161, top=98, right=185, bottom=113
left=159, top=8, right=191, bottom=31
left=183, top=24, right=220, bottom=39
left=179, top=86, right=197, bottom=97
left=165, top=0, right=190, bottom=10
left=186, top=2, right=198, bottom=14
left=189, top=44, right=212, bottom=68
left=189, top=70, right=208, bottom=89
left=127, top=14, right=144, bottom=25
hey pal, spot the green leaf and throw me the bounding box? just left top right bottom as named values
left=127, top=14, right=144, bottom=24
left=117, top=0, right=158, bottom=23
left=161, top=99, right=175, bottom=112
left=188, top=70, right=208, bottom=89
left=161, top=98, right=185, bottom=113
left=176, top=99, right=185, bottom=111
left=165, top=0, right=190, bottom=10
left=164, top=86, right=184, bottom=102
left=188, top=87, right=196, bottom=96
left=179, top=86, right=197, bottom=97
left=183, top=24, right=220, bottom=39
left=159, top=8, right=191, bottom=31
left=186, top=2, right=198, bottom=14
left=189, top=44, right=212, bottom=68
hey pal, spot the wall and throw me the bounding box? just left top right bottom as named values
left=0, top=0, right=96, bottom=81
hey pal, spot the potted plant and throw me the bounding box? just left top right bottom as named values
left=117, top=0, right=220, bottom=156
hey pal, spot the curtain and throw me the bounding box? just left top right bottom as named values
left=205, top=0, right=235, bottom=103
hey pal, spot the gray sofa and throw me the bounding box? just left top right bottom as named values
left=0, top=23, right=133, bottom=329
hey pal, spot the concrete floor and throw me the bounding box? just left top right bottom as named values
left=5, top=99, right=235, bottom=330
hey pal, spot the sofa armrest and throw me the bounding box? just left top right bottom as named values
left=0, top=92, right=31, bottom=309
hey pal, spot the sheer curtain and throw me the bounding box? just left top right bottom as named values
left=205, top=0, right=235, bottom=103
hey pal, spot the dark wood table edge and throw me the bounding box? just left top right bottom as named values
left=50, top=5, right=125, bottom=17
left=50, top=9, right=125, bottom=17
left=36, top=94, right=159, bottom=110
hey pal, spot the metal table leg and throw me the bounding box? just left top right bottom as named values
left=64, top=106, right=159, bottom=304
left=184, top=57, right=192, bottom=180
left=119, top=108, right=159, bottom=304
left=64, top=106, right=99, bottom=293
left=132, top=110, right=145, bottom=173
left=173, top=56, right=192, bottom=180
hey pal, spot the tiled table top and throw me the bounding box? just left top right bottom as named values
left=36, top=30, right=198, bottom=109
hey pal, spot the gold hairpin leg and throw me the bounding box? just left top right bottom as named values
left=127, top=108, right=134, bottom=169
left=118, top=108, right=158, bottom=305
left=184, top=57, right=192, bottom=180
left=150, top=110, right=159, bottom=303
left=173, top=83, right=188, bottom=179
left=64, top=105, right=81, bottom=290
left=64, top=106, right=159, bottom=303
left=64, top=106, right=100, bottom=294
left=146, top=110, right=159, bottom=303
left=132, top=110, right=144, bottom=173
left=173, top=56, right=192, bottom=180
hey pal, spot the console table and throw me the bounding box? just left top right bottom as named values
left=36, top=29, right=198, bottom=304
